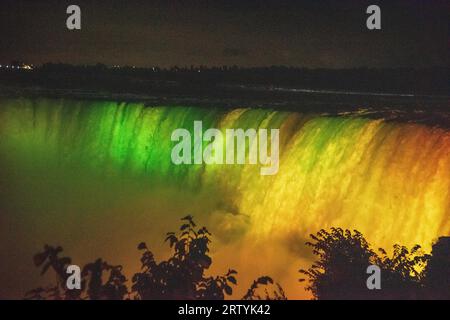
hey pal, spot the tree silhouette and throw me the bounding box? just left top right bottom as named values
left=299, top=228, right=376, bottom=299
left=82, top=259, right=128, bottom=300
left=25, top=245, right=81, bottom=300
left=423, top=237, right=450, bottom=299
left=374, top=244, right=428, bottom=299
left=25, top=245, right=128, bottom=300
left=131, top=215, right=237, bottom=299
left=242, top=276, right=287, bottom=300
left=299, top=228, right=449, bottom=299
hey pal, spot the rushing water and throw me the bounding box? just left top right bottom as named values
left=0, top=97, right=449, bottom=298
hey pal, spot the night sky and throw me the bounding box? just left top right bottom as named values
left=0, top=0, right=447, bottom=68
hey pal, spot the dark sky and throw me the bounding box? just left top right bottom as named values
left=0, top=0, right=447, bottom=68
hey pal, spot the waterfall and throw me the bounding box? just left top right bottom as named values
left=0, top=97, right=448, bottom=298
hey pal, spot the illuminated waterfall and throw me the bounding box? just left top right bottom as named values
left=0, top=97, right=448, bottom=298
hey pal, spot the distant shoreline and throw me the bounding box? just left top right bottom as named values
left=1, top=84, right=449, bottom=129
left=1, top=64, right=448, bottom=96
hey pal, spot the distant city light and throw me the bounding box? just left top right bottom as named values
left=0, top=63, right=34, bottom=70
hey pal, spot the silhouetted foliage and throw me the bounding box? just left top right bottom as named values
left=374, top=244, right=428, bottom=299
left=27, top=219, right=448, bottom=300
left=299, top=228, right=449, bottom=299
left=131, top=215, right=236, bottom=299
left=25, top=245, right=80, bottom=300
left=25, top=245, right=128, bottom=300
left=82, top=259, right=128, bottom=300
left=242, top=276, right=287, bottom=300
left=299, top=228, right=376, bottom=299
left=423, top=237, right=450, bottom=299
left=26, top=216, right=284, bottom=300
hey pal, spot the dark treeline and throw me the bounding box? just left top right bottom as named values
left=0, top=63, right=448, bottom=96
left=299, top=228, right=449, bottom=300
left=25, top=216, right=449, bottom=300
